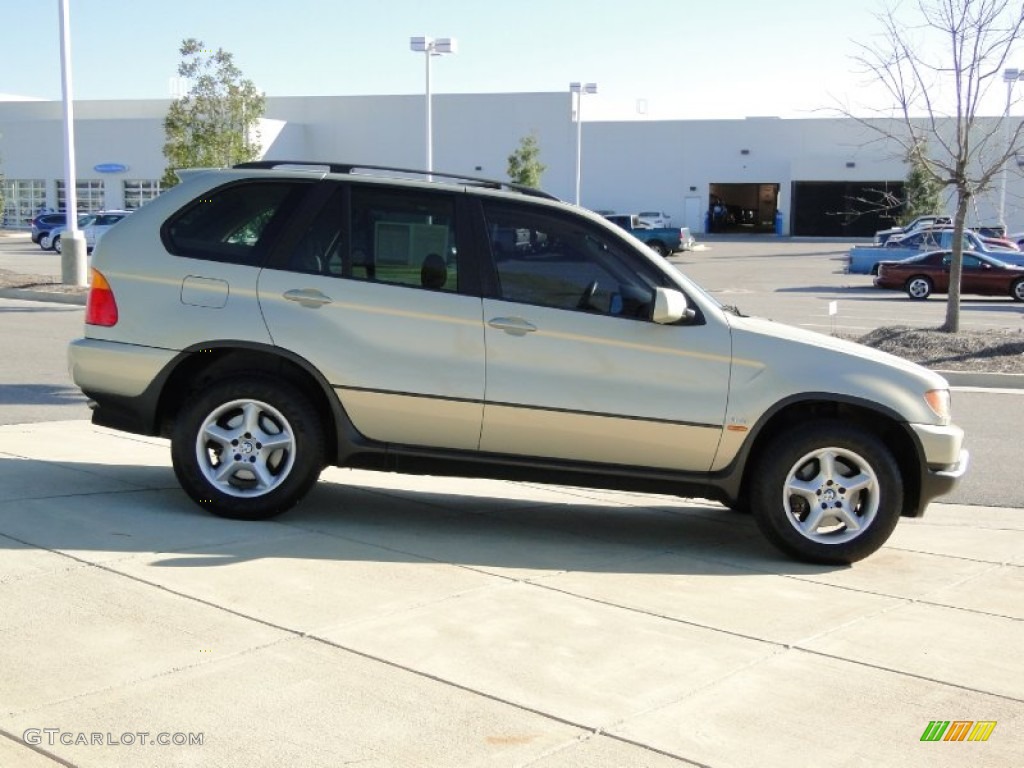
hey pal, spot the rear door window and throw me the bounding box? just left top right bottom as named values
left=265, top=182, right=469, bottom=295
left=349, top=186, right=460, bottom=292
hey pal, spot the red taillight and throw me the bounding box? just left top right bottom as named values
left=85, top=268, right=118, bottom=326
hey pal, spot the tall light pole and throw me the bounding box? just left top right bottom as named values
left=410, top=36, right=457, bottom=175
left=998, top=67, right=1024, bottom=233
left=58, top=0, right=86, bottom=287
left=570, top=82, right=597, bottom=206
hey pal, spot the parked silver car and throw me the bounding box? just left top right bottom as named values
left=68, top=162, right=968, bottom=564
left=42, top=210, right=131, bottom=253
left=637, top=210, right=672, bottom=228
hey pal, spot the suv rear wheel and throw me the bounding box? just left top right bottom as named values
left=171, top=376, right=325, bottom=520
left=749, top=421, right=903, bottom=564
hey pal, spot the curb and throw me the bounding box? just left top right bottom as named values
left=0, top=287, right=87, bottom=306
left=938, top=369, right=1024, bottom=390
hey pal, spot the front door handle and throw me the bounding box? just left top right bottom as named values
left=488, top=316, right=537, bottom=336
left=283, top=288, right=333, bottom=309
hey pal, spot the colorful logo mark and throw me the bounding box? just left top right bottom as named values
left=920, top=720, right=997, bottom=742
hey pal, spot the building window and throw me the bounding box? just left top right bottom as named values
left=1, top=179, right=46, bottom=228
left=56, top=180, right=105, bottom=213
left=123, top=180, right=162, bottom=210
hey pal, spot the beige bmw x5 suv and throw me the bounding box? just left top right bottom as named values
left=68, top=162, right=968, bottom=563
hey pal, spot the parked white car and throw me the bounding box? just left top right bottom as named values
left=872, top=215, right=950, bottom=245
left=42, top=210, right=131, bottom=253
left=637, top=210, right=672, bottom=228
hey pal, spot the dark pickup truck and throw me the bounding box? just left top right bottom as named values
left=604, top=214, right=694, bottom=256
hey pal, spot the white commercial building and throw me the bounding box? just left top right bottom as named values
left=2, top=92, right=1020, bottom=236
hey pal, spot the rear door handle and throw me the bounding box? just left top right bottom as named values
left=283, top=288, right=333, bottom=308
left=488, top=316, right=537, bottom=335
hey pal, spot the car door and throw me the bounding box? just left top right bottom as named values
left=258, top=182, right=486, bottom=450
left=940, top=253, right=981, bottom=294
left=958, top=253, right=990, bottom=294
left=476, top=201, right=731, bottom=472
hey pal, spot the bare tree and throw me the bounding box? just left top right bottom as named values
left=851, top=0, right=1024, bottom=332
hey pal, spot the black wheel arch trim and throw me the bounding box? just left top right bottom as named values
left=85, top=340, right=382, bottom=467
left=710, top=391, right=930, bottom=514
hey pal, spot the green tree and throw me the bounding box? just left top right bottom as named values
left=852, top=0, right=1024, bottom=332
left=900, top=141, right=943, bottom=226
left=161, top=39, right=265, bottom=187
left=507, top=132, right=547, bottom=188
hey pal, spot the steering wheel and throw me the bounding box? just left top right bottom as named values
left=577, top=280, right=599, bottom=310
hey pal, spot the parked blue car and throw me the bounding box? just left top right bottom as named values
left=848, top=229, right=1024, bottom=274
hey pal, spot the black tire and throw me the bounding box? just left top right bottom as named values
left=52, top=235, right=62, bottom=254
left=749, top=421, right=903, bottom=564
left=648, top=240, right=669, bottom=257
left=905, top=275, right=932, bottom=300
left=1012, top=277, right=1024, bottom=302
left=171, top=375, right=325, bottom=520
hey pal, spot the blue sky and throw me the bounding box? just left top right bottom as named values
left=0, top=0, right=1013, bottom=119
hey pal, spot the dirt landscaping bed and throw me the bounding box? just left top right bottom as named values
left=857, top=326, right=1024, bottom=373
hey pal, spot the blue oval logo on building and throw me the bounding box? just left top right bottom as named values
left=94, top=163, right=128, bottom=173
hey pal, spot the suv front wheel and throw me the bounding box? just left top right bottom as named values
left=171, top=376, right=325, bottom=520
left=749, top=421, right=903, bottom=564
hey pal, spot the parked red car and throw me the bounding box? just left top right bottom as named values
left=873, top=250, right=1024, bottom=300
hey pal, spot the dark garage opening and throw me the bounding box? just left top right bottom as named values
left=791, top=181, right=905, bottom=237
left=708, top=183, right=779, bottom=234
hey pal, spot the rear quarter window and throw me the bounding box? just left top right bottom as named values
left=162, top=180, right=309, bottom=264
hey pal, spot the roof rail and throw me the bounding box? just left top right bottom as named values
left=231, top=161, right=560, bottom=201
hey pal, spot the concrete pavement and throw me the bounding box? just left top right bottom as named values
left=1, top=420, right=1021, bottom=767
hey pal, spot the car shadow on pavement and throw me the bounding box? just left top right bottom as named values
left=0, top=456, right=845, bottom=578
left=0, top=383, right=88, bottom=406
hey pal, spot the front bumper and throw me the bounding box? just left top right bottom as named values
left=908, top=422, right=969, bottom=515
left=918, top=449, right=970, bottom=512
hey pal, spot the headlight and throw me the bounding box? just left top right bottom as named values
left=924, top=389, right=951, bottom=421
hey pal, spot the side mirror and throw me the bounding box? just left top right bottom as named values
left=652, top=287, right=695, bottom=324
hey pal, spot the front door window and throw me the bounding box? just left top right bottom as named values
left=483, top=203, right=667, bottom=318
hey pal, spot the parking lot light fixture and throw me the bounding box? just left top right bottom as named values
left=410, top=36, right=458, bottom=176
left=570, top=82, right=597, bottom=206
